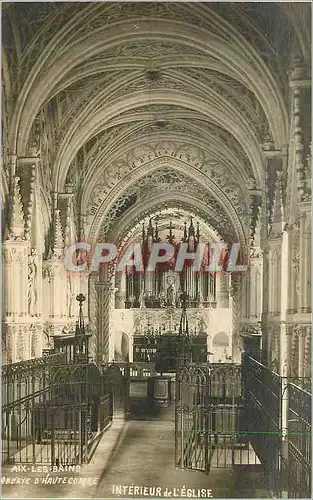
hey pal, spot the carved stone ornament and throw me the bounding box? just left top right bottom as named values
left=28, top=256, right=37, bottom=316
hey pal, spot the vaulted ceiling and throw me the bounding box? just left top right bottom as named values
left=2, top=2, right=311, bottom=252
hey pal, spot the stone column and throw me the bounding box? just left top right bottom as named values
left=260, top=168, right=269, bottom=363
left=260, top=247, right=269, bottom=364
left=95, top=281, right=105, bottom=365
left=289, top=222, right=299, bottom=314
left=268, top=240, right=282, bottom=317
left=286, top=325, right=294, bottom=377
left=2, top=245, right=15, bottom=319
left=2, top=242, right=29, bottom=361
left=304, top=213, right=311, bottom=312
left=244, top=272, right=250, bottom=319
left=230, top=278, right=242, bottom=363
left=88, top=275, right=98, bottom=362
left=42, top=260, right=67, bottom=320
left=290, top=326, right=299, bottom=377
left=298, top=212, right=306, bottom=313
left=303, top=326, right=311, bottom=377
left=276, top=211, right=290, bottom=482
left=290, top=67, right=311, bottom=313
left=115, top=272, right=126, bottom=308
left=248, top=254, right=262, bottom=320
left=297, top=327, right=307, bottom=378
left=95, top=281, right=117, bottom=366
left=217, top=272, right=229, bottom=308
left=249, top=266, right=255, bottom=319
left=279, top=229, right=289, bottom=378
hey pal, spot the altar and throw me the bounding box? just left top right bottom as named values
left=111, top=306, right=233, bottom=365
left=110, top=218, right=234, bottom=364
left=133, top=333, right=207, bottom=369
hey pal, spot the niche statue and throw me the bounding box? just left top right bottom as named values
left=28, top=252, right=38, bottom=316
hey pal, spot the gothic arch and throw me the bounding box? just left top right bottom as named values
left=87, top=159, right=247, bottom=247
left=79, top=129, right=253, bottom=203
left=111, top=205, right=223, bottom=253
left=213, top=332, right=230, bottom=347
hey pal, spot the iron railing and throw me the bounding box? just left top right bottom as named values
left=284, top=382, right=311, bottom=498
left=2, top=354, right=111, bottom=466
left=175, top=356, right=312, bottom=499
left=175, top=363, right=251, bottom=474
left=242, top=354, right=282, bottom=495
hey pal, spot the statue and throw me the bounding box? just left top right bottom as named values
left=129, top=294, right=135, bottom=308
left=67, top=277, right=72, bottom=317
left=134, top=314, right=142, bottom=333
left=292, top=254, right=300, bottom=296
left=28, top=252, right=37, bottom=316
left=197, top=289, right=204, bottom=308
left=166, top=281, right=175, bottom=307
left=159, top=289, right=166, bottom=308
left=139, top=291, right=146, bottom=308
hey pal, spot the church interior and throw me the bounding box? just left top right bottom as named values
left=1, top=2, right=312, bottom=499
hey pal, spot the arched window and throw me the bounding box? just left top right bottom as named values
left=212, top=331, right=230, bottom=363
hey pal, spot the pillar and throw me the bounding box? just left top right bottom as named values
left=304, top=213, right=311, bottom=312
left=298, top=212, right=306, bottom=313
left=289, top=222, right=299, bottom=314
left=297, top=327, right=307, bottom=378
left=95, top=281, right=116, bottom=366
left=115, top=272, right=126, bottom=308
left=279, top=229, right=289, bottom=378
left=2, top=241, right=30, bottom=361
left=303, top=327, right=311, bottom=377
left=217, top=272, right=229, bottom=308
left=42, top=260, right=67, bottom=320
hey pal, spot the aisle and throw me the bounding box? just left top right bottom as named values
left=2, top=408, right=269, bottom=499
left=94, top=409, right=268, bottom=499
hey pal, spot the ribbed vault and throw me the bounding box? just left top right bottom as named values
left=2, top=2, right=310, bottom=252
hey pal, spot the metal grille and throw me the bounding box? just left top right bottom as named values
left=2, top=354, right=111, bottom=466
left=285, top=383, right=311, bottom=498
left=175, top=357, right=312, bottom=499
left=175, top=363, right=261, bottom=473
left=242, top=354, right=282, bottom=495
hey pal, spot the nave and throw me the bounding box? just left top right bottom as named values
left=1, top=2, right=312, bottom=499
left=94, top=407, right=268, bottom=500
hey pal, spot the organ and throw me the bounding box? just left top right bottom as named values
left=125, top=218, right=217, bottom=309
